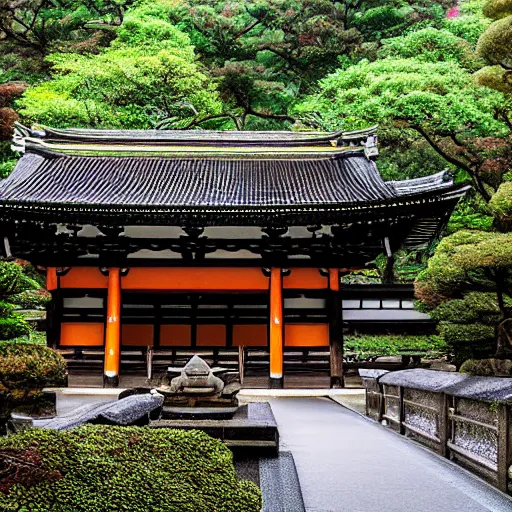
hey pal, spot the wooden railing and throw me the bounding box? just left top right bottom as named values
left=359, top=368, right=512, bottom=495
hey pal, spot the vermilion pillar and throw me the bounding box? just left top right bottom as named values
left=269, top=267, right=284, bottom=388
left=104, top=268, right=121, bottom=387
left=329, top=268, right=344, bottom=388
left=46, top=267, right=58, bottom=291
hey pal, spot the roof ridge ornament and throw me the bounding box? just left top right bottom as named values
left=364, top=134, right=379, bottom=160
left=12, top=122, right=47, bottom=153
left=11, top=122, right=29, bottom=153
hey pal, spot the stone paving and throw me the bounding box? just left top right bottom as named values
left=269, top=397, right=512, bottom=512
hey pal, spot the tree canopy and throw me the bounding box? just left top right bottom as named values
left=296, top=56, right=508, bottom=198
left=17, top=2, right=223, bottom=129
left=476, top=0, right=512, bottom=97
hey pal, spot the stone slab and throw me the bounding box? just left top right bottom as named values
left=260, top=451, right=305, bottom=512
left=40, top=394, right=164, bottom=430
left=444, top=376, right=512, bottom=402
left=358, top=369, right=390, bottom=379
left=379, top=368, right=468, bottom=392
left=150, top=402, right=279, bottom=452
left=232, top=450, right=305, bottom=512
left=162, top=406, right=239, bottom=420
left=379, top=369, right=512, bottom=402
left=270, top=397, right=512, bottom=512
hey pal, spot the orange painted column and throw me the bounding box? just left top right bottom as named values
left=329, top=269, right=340, bottom=293
left=328, top=268, right=344, bottom=388
left=46, top=268, right=58, bottom=291
left=104, top=268, right=121, bottom=387
left=269, top=268, right=284, bottom=388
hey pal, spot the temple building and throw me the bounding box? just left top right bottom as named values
left=0, top=124, right=469, bottom=387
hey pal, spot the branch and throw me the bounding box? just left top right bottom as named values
left=496, top=108, right=512, bottom=131
left=411, top=124, right=492, bottom=201
left=159, top=113, right=242, bottom=131
left=246, top=107, right=295, bottom=123
left=234, top=19, right=262, bottom=40
left=257, top=45, right=301, bottom=68
left=449, top=134, right=482, bottom=164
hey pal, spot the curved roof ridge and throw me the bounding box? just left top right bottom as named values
left=388, top=170, right=454, bottom=196
left=13, top=122, right=378, bottom=149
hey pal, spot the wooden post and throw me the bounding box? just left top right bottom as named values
left=238, top=345, right=245, bottom=385
left=328, top=268, right=344, bottom=388
left=146, top=346, right=153, bottom=381
left=399, top=386, right=405, bottom=435
left=438, top=393, right=449, bottom=458
left=46, top=268, right=60, bottom=350
left=497, top=404, right=511, bottom=493
left=269, top=268, right=284, bottom=388
left=104, top=268, right=121, bottom=388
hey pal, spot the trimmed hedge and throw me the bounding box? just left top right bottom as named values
left=460, top=358, right=512, bottom=376
left=344, top=334, right=448, bottom=360
left=0, top=343, right=67, bottom=432
left=0, top=343, right=67, bottom=393
left=0, top=426, right=262, bottom=512
left=11, top=289, right=51, bottom=310
left=437, top=322, right=495, bottom=345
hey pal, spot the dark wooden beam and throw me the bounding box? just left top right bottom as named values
left=46, top=289, right=61, bottom=350
left=328, top=269, right=344, bottom=388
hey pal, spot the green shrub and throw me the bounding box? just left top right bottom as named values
left=0, top=159, right=17, bottom=179
left=460, top=358, right=512, bottom=376
left=0, top=342, right=66, bottom=391
left=11, top=289, right=51, bottom=310
left=0, top=426, right=262, bottom=511
left=437, top=322, right=496, bottom=366
left=0, top=261, right=40, bottom=297
left=438, top=322, right=495, bottom=345
left=8, top=331, right=47, bottom=346
left=444, top=14, right=491, bottom=45
left=378, top=28, right=481, bottom=70
left=353, top=6, right=408, bottom=39
left=0, top=301, right=14, bottom=317
left=0, top=343, right=66, bottom=433
left=430, top=292, right=511, bottom=324
left=489, top=181, right=512, bottom=227
left=0, top=314, right=32, bottom=340
left=344, top=334, right=448, bottom=360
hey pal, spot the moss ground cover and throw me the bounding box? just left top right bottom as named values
left=0, top=426, right=262, bottom=512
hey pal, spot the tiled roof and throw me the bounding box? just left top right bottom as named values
left=0, top=124, right=469, bottom=226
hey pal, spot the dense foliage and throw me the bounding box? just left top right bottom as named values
left=476, top=0, right=512, bottom=96
left=0, top=342, right=67, bottom=433
left=18, top=2, right=222, bottom=129
left=0, top=426, right=262, bottom=511
left=0, top=260, right=43, bottom=340
left=460, top=357, right=512, bottom=376
left=408, top=0, right=512, bottom=366
left=415, top=231, right=512, bottom=365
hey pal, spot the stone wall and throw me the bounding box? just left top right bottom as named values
left=359, top=368, right=512, bottom=494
